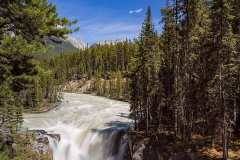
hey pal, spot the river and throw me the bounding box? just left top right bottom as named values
left=23, top=93, right=131, bottom=160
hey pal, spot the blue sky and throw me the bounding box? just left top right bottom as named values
left=49, top=0, right=165, bottom=44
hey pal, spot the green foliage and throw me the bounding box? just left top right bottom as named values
left=0, top=134, right=51, bottom=160
left=0, top=0, right=74, bottom=42
left=47, top=40, right=137, bottom=100
left=129, top=1, right=240, bottom=159
left=0, top=0, right=73, bottom=158
left=0, top=153, right=9, bottom=160
left=129, top=6, right=160, bottom=134
left=0, top=0, right=239, bottom=159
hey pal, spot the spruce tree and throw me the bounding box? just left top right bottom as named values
left=231, top=0, right=240, bottom=136
left=0, top=0, right=73, bottom=136
left=130, top=6, right=159, bottom=135
left=161, top=0, right=180, bottom=135
left=211, top=0, right=236, bottom=158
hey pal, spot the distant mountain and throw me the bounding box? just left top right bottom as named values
left=46, top=36, right=86, bottom=55
left=67, top=37, right=86, bottom=49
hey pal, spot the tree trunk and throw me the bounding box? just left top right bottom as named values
left=220, top=64, right=228, bottom=160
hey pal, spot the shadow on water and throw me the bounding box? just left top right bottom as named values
left=91, top=120, right=130, bottom=135
left=91, top=111, right=132, bottom=134
left=116, top=112, right=130, bottom=119
left=90, top=120, right=131, bottom=159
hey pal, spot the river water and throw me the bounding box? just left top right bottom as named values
left=23, top=93, right=131, bottom=160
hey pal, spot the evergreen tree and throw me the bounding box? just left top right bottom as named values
left=130, top=6, right=159, bottom=135
left=0, top=0, right=73, bottom=139
left=0, top=0, right=73, bottom=42
left=161, top=0, right=179, bottom=135
left=210, top=0, right=236, bottom=158
left=231, top=0, right=240, bottom=136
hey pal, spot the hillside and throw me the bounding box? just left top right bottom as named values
left=46, top=37, right=86, bottom=55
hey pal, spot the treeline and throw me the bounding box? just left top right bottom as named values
left=1, top=0, right=239, bottom=159
left=0, top=38, right=60, bottom=132
left=130, top=1, right=240, bottom=159
left=48, top=41, right=137, bottom=100
left=0, top=0, right=73, bottom=158
left=30, top=0, right=240, bottom=158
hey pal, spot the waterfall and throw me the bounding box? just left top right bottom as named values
left=23, top=93, right=131, bottom=160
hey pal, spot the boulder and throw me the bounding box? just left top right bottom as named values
left=0, top=132, right=15, bottom=158
left=30, top=130, right=60, bottom=156
left=47, top=133, right=61, bottom=142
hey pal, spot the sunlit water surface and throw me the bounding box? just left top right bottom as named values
left=23, top=93, right=131, bottom=160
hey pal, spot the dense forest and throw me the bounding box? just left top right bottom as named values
left=128, top=1, right=240, bottom=159
left=47, top=0, right=240, bottom=159
left=0, top=0, right=240, bottom=159
left=0, top=0, right=75, bottom=159
left=46, top=41, right=137, bottom=100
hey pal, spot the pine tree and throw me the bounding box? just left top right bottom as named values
left=130, top=6, right=159, bottom=135
left=161, top=0, right=180, bottom=135
left=0, top=0, right=73, bottom=138
left=211, top=0, right=236, bottom=158
left=0, top=0, right=74, bottom=42
left=231, top=0, right=240, bottom=136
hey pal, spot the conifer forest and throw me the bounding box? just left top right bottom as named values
left=0, top=0, right=240, bottom=160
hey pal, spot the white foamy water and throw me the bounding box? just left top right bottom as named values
left=23, top=93, right=131, bottom=160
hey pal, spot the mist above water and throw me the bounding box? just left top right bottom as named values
left=23, top=93, right=131, bottom=160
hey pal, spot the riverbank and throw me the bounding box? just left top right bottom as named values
left=24, top=101, right=61, bottom=114
left=62, top=78, right=129, bottom=102
left=0, top=131, right=52, bottom=160
left=22, top=89, right=240, bottom=160
left=0, top=102, right=60, bottom=160
left=23, top=93, right=131, bottom=160
left=127, top=131, right=240, bottom=160
left=23, top=91, right=240, bottom=160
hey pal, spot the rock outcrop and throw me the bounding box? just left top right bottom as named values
left=30, top=130, right=60, bottom=156
left=63, top=79, right=94, bottom=94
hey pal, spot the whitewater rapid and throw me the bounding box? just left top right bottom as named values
left=23, top=93, right=131, bottom=160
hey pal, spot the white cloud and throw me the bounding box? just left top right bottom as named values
left=75, top=21, right=142, bottom=44
left=81, top=22, right=140, bottom=35
left=129, top=8, right=143, bottom=14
